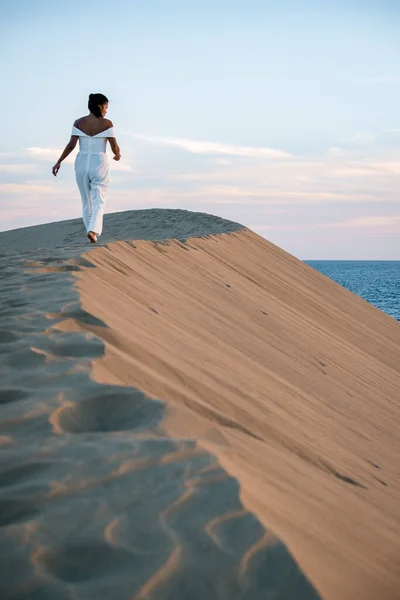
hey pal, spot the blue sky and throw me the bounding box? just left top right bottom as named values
left=1, top=0, right=399, bottom=258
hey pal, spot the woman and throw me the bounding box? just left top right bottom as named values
left=52, top=93, right=121, bottom=243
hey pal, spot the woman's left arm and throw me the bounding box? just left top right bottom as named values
left=52, top=135, right=79, bottom=176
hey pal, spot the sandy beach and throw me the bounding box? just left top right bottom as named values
left=1, top=209, right=400, bottom=600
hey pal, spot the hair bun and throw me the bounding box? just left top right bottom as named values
left=87, top=93, right=109, bottom=117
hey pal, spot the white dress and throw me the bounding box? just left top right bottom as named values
left=72, top=125, right=115, bottom=236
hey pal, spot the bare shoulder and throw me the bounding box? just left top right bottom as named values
left=74, top=116, right=86, bottom=127
left=104, top=118, right=114, bottom=128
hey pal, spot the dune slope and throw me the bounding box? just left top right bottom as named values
left=70, top=227, right=400, bottom=600
left=0, top=210, right=325, bottom=600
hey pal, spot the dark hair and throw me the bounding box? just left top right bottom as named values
left=88, top=93, right=109, bottom=117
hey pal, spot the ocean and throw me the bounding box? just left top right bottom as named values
left=306, top=261, right=400, bottom=322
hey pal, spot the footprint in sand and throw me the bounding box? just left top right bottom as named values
left=52, top=386, right=165, bottom=434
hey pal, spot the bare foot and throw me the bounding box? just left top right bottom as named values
left=87, top=231, right=97, bottom=244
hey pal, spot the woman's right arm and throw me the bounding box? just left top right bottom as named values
left=52, top=135, right=79, bottom=176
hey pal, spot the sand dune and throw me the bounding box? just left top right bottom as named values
left=1, top=210, right=399, bottom=599
left=0, top=210, right=323, bottom=600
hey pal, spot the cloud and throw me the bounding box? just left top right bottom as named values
left=130, top=134, right=292, bottom=159
left=164, top=153, right=400, bottom=202
left=354, top=74, right=400, bottom=84
left=341, top=216, right=400, bottom=228
left=26, top=147, right=133, bottom=171
left=1, top=133, right=400, bottom=259
left=0, top=182, right=65, bottom=195
left=27, top=147, right=75, bottom=164
left=328, top=146, right=352, bottom=157
left=363, top=161, right=400, bottom=174
left=248, top=216, right=400, bottom=234
left=157, top=185, right=384, bottom=205
left=0, top=180, right=79, bottom=232
left=214, top=158, right=232, bottom=166
left=109, top=160, right=134, bottom=172
left=0, top=164, right=35, bottom=173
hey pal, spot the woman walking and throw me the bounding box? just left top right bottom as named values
left=52, top=93, right=121, bottom=243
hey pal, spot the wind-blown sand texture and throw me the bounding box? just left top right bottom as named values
left=1, top=209, right=400, bottom=600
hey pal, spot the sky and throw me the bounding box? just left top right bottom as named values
left=1, top=0, right=399, bottom=259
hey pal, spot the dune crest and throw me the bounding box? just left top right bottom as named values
left=74, top=228, right=400, bottom=600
